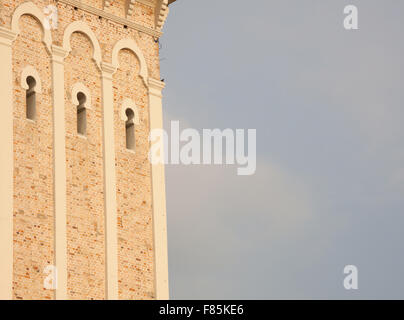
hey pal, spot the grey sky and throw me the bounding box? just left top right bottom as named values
left=160, top=0, right=404, bottom=299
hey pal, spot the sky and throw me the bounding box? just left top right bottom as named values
left=159, top=0, right=404, bottom=299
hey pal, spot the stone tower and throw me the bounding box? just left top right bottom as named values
left=0, top=0, right=172, bottom=300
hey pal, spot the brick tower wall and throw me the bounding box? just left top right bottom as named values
left=0, top=0, right=166, bottom=300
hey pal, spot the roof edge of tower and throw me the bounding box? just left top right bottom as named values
left=57, top=0, right=177, bottom=38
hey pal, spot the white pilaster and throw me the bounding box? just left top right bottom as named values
left=51, top=45, right=69, bottom=300
left=101, top=62, right=119, bottom=300
left=0, top=27, right=17, bottom=301
left=148, top=78, right=169, bottom=300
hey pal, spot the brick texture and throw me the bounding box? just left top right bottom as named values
left=3, top=0, right=162, bottom=300
left=12, top=14, right=54, bottom=300
left=114, top=49, right=154, bottom=300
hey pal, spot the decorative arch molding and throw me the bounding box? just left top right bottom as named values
left=111, top=38, right=148, bottom=87
left=120, top=98, right=140, bottom=125
left=11, top=1, right=52, bottom=53
left=20, top=66, right=42, bottom=93
left=62, top=21, right=102, bottom=70
left=71, top=82, right=92, bottom=110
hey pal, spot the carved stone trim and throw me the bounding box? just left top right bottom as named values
left=71, top=82, right=92, bottom=110
left=62, top=20, right=103, bottom=70
left=148, top=78, right=165, bottom=98
left=0, top=27, right=17, bottom=46
left=59, top=0, right=162, bottom=37
left=127, top=0, right=136, bottom=18
left=21, top=66, right=43, bottom=93
left=10, top=2, right=52, bottom=53
left=121, top=98, right=140, bottom=125
left=155, top=0, right=169, bottom=31
left=111, top=38, right=149, bottom=87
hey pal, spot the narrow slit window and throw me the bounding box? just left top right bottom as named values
left=125, top=108, right=135, bottom=151
left=26, top=76, right=36, bottom=120
left=77, top=92, right=87, bottom=136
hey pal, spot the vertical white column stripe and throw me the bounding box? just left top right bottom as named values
left=0, top=27, right=17, bottom=300
left=51, top=45, right=69, bottom=300
left=101, top=62, right=119, bottom=300
left=148, top=78, right=169, bottom=300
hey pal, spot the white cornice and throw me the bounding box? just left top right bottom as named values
left=148, top=78, right=165, bottom=97
left=155, top=0, right=169, bottom=31
left=137, top=0, right=154, bottom=7
left=126, top=0, right=136, bottom=18
left=58, top=0, right=162, bottom=37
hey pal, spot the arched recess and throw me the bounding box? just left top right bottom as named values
left=21, top=66, right=42, bottom=93
left=111, top=38, right=149, bottom=87
left=21, top=65, right=42, bottom=121
left=120, top=98, right=140, bottom=125
left=71, top=83, right=92, bottom=136
left=62, top=21, right=102, bottom=70
left=71, top=82, right=92, bottom=110
left=121, top=98, right=140, bottom=151
left=11, top=1, right=52, bottom=53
